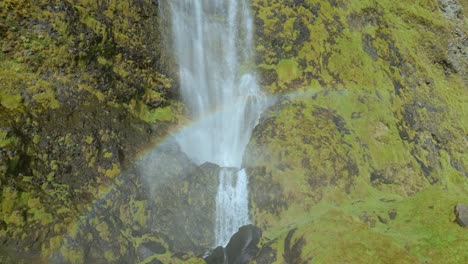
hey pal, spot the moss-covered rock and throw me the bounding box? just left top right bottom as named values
left=46, top=142, right=218, bottom=263
left=0, top=0, right=185, bottom=262
left=136, top=142, right=220, bottom=256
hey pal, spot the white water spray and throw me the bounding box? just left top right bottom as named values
left=166, top=0, right=265, bottom=246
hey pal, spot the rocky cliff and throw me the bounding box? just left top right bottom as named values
left=0, top=0, right=210, bottom=263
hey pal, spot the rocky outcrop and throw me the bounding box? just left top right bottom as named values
left=455, top=204, right=468, bottom=227
left=137, top=142, right=220, bottom=255
left=45, top=141, right=219, bottom=263
left=205, top=247, right=226, bottom=264
left=439, top=0, right=468, bottom=85
left=205, top=225, right=262, bottom=264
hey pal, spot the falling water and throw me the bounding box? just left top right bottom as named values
left=166, top=0, right=265, bottom=246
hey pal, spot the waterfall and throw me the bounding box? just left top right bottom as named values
left=165, top=0, right=265, bottom=246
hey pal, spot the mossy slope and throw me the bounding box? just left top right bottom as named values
left=246, top=0, right=468, bottom=262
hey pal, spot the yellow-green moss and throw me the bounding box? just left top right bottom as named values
left=98, top=163, right=121, bottom=178
left=276, top=59, right=300, bottom=83
left=96, top=222, right=111, bottom=241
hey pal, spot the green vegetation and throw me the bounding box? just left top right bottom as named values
left=253, top=186, right=468, bottom=263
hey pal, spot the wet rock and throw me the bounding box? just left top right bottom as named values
left=137, top=241, right=166, bottom=261
left=139, top=241, right=166, bottom=257
left=205, top=225, right=262, bottom=264
left=455, top=204, right=468, bottom=227
left=205, top=246, right=225, bottom=264
left=199, top=162, right=223, bottom=179
left=225, top=225, right=262, bottom=263
left=254, top=243, right=277, bottom=264
left=137, top=141, right=220, bottom=255
left=138, top=245, right=156, bottom=261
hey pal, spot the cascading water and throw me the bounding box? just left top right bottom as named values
left=165, top=0, right=265, bottom=246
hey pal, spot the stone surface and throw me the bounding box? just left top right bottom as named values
left=205, top=225, right=262, bottom=264
left=205, top=246, right=226, bottom=264
left=455, top=204, right=468, bottom=227
left=134, top=141, right=220, bottom=255
left=225, top=225, right=262, bottom=264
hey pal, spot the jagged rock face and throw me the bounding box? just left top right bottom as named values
left=137, top=142, right=220, bottom=255
left=224, top=225, right=261, bottom=264
left=245, top=0, right=468, bottom=262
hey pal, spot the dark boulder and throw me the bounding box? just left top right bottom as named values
left=205, top=246, right=226, bottom=264
left=205, top=225, right=262, bottom=264
left=136, top=140, right=221, bottom=255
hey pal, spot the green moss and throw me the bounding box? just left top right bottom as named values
left=97, top=163, right=121, bottom=178
left=0, top=131, right=18, bottom=148
left=134, top=200, right=148, bottom=227
left=32, top=134, right=40, bottom=145
left=103, top=150, right=113, bottom=159
left=276, top=59, right=300, bottom=83
left=96, top=222, right=111, bottom=241
left=41, top=235, right=62, bottom=258
left=61, top=248, right=84, bottom=263
left=1, top=188, right=18, bottom=217
left=84, top=136, right=93, bottom=144
left=0, top=94, right=22, bottom=109
left=143, top=251, right=205, bottom=264
left=129, top=99, right=177, bottom=123
left=97, top=56, right=110, bottom=65
left=142, top=89, right=163, bottom=105
left=7, top=210, right=25, bottom=226
left=113, top=64, right=130, bottom=78
left=39, top=213, right=54, bottom=226
left=104, top=250, right=118, bottom=262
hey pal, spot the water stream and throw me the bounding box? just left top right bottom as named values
left=166, top=0, right=265, bottom=246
